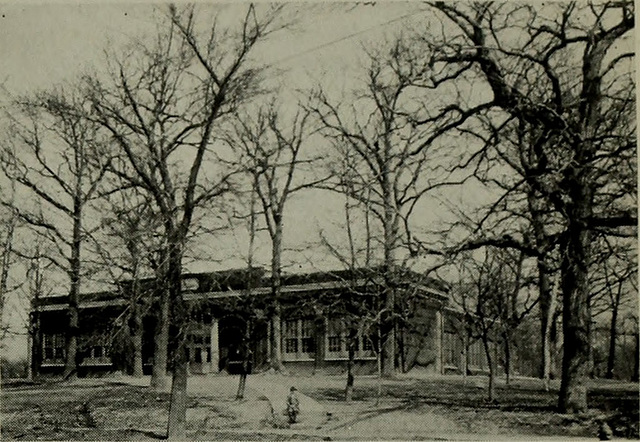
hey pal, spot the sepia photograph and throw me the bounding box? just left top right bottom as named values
left=0, top=1, right=637, bottom=440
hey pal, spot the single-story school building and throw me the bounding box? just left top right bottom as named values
left=29, top=267, right=492, bottom=377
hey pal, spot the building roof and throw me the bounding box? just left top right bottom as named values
left=33, top=266, right=449, bottom=311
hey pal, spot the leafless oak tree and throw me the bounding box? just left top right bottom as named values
left=1, top=90, right=110, bottom=379
left=83, top=5, right=286, bottom=437
left=425, top=1, right=635, bottom=412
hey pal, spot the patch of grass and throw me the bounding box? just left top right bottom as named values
left=301, top=376, right=639, bottom=439
left=2, top=382, right=172, bottom=440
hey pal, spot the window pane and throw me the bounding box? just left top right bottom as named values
left=283, top=320, right=297, bottom=339
left=301, top=319, right=313, bottom=338
left=301, top=337, right=315, bottom=353
left=285, top=338, right=298, bottom=353
left=327, top=319, right=343, bottom=353
left=328, top=336, right=341, bottom=352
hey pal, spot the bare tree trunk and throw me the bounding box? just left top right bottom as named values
left=236, top=321, right=251, bottom=400
left=559, top=207, right=593, bottom=413
left=131, top=310, right=144, bottom=378
left=151, top=283, right=170, bottom=390
left=345, top=329, right=357, bottom=402
left=0, top=209, right=16, bottom=336
left=538, top=261, right=555, bottom=389
left=606, top=287, right=621, bottom=379
left=269, top=222, right=284, bottom=372
left=482, top=336, right=496, bottom=402
left=63, top=199, right=82, bottom=380
left=167, top=346, right=188, bottom=440
left=462, top=327, right=469, bottom=380
left=166, top=240, right=188, bottom=439
left=151, top=246, right=170, bottom=390
left=503, top=330, right=511, bottom=386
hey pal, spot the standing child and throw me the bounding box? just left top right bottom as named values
left=286, top=386, right=300, bottom=424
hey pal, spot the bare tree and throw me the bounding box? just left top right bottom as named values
left=1, top=90, right=110, bottom=380
left=318, top=181, right=377, bottom=402
left=0, top=181, right=19, bottom=343
left=426, top=1, right=636, bottom=412
left=589, top=236, right=637, bottom=379
left=453, top=247, right=530, bottom=400
left=228, top=99, right=325, bottom=372
left=91, top=188, right=161, bottom=378
left=310, top=35, right=464, bottom=375
left=84, top=5, right=286, bottom=437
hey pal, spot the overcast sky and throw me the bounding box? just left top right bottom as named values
left=0, top=1, right=494, bottom=360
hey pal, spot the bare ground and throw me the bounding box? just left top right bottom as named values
left=1, top=374, right=637, bottom=440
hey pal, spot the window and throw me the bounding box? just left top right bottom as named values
left=42, top=333, right=65, bottom=364
left=327, top=319, right=344, bottom=354
left=81, top=334, right=111, bottom=365
left=467, top=339, right=486, bottom=369
left=187, top=326, right=212, bottom=366
left=181, top=278, right=199, bottom=291
left=443, top=331, right=459, bottom=367
left=282, top=318, right=315, bottom=361
left=325, top=318, right=376, bottom=360
left=301, top=320, right=315, bottom=353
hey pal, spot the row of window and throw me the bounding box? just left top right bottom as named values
left=283, top=318, right=376, bottom=361
left=42, top=318, right=380, bottom=366
left=42, top=333, right=111, bottom=365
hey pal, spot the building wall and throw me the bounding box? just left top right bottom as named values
left=32, top=285, right=451, bottom=377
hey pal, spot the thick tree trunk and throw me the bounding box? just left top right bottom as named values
left=151, top=282, right=170, bottom=390
left=558, top=205, right=593, bottom=413
left=166, top=240, right=188, bottom=439
left=167, top=347, right=188, bottom=440
left=380, top=133, right=399, bottom=378
left=63, top=202, right=82, bottom=380
left=381, top=212, right=398, bottom=377
left=131, top=312, right=144, bottom=378
left=528, top=192, right=556, bottom=389
left=538, top=261, right=555, bottom=389
left=269, top=222, right=284, bottom=372
left=129, top=235, right=144, bottom=378
left=482, top=335, right=496, bottom=402
left=605, top=290, right=621, bottom=379
left=151, top=246, right=170, bottom=390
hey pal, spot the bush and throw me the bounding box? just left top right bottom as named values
left=1, top=357, right=28, bottom=379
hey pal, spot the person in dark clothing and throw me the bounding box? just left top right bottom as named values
left=286, top=386, right=300, bottom=424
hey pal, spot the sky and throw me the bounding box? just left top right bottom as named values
left=1, top=0, right=613, bottom=361
left=1, top=1, right=474, bottom=360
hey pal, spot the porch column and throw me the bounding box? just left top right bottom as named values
left=210, top=319, right=219, bottom=373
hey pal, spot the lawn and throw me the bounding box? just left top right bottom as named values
left=2, top=374, right=638, bottom=440
left=295, top=374, right=639, bottom=440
